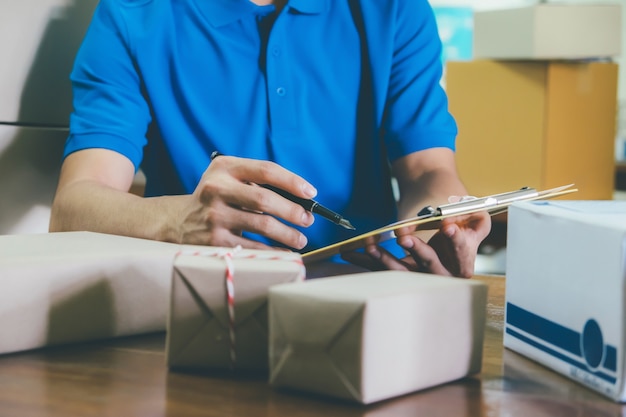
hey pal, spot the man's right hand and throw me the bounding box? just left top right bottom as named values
left=177, top=154, right=316, bottom=249
left=50, top=149, right=316, bottom=250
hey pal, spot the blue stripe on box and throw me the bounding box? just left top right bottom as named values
left=506, top=302, right=617, bottom=385
left=507, top=303, right=581, bottom=356
left=505, top=328, right=617, bottom=384
left=604, top=346, right=617, bottom=372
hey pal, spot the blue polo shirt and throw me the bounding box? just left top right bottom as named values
left=65, top=0, right=457, bottom=252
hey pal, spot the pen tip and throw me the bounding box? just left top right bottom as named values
left=339, top=219, right=356, bottom=230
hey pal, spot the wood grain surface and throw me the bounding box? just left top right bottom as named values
left=0, top=275, right=622, bottom=417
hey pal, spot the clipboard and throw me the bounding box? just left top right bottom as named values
left=302, top=184, right=577, bottom=264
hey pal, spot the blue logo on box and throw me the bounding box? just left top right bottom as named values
left=505, top=303, right=617, bottom=384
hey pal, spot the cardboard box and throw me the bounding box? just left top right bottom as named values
left=0, top=0, right=98, bottom=125
left=268, top=271, right=487, bottom=404
left=474, top=4, right=622, bottom=60
left=505, top=200, right=626, bottom=401
left=0, top=231, right=179, bottom=355
left=166, top=248, right=305, bottom=372
left=446, top=60, right=618, bottom=200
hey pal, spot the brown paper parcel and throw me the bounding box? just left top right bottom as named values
left=0, top=231, right=180, bottom=355
left=167, top=248, right=305, bottom=371
left=269, top=271, right=487, bottom=404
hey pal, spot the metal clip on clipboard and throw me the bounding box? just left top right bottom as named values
left=301, top=184, right=576, bottom=264
left=416, top=187, right=539, bottom=219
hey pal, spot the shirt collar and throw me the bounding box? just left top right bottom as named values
left=194, top=0, right=257, bottom=28
left=289, top=0, right=329, bottom=14
left=194, top=0, right=329, bottom=28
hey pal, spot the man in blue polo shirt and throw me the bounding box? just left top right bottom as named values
left=49, top=0, right=491, bottom=277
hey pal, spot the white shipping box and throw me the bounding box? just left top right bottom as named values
left=474, top=4, right=622, bottom=60
left=269, top=271, right=487, bottom=404
left=505, top=201, right=626, bottom=402
left=0, top=231, right=180, bottom=354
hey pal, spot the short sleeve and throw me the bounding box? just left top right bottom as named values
left=64, top=0, right=151, bottom=170
left=382, top=0, right=458, bottom=161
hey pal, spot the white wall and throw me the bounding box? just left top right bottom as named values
left=0, top=0, right=98, bottom=235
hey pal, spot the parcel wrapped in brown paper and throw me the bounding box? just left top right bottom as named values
left=0, top=231, right=181, bottom=355
left=268, top=271, right=488, bottom=404
left=166, top=247, right=305, bottom=372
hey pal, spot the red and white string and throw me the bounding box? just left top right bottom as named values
left=176, top=246, right=305, bottom=369
left=222, top=247, right=237, bottom=368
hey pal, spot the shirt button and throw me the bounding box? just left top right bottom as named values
left=272, top=47, right=280, bottom=57
left=276, top=87, right=286, bottom=96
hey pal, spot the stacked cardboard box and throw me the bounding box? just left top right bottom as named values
left=446, top=4, right=621, bottom=201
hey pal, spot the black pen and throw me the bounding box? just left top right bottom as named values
left=210, top=151, right=355, bottom=230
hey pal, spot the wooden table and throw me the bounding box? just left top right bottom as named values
left=0, top=275, right=623, bottom=417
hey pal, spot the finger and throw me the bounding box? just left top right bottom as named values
left=393, top=225, right=415, bottom=237
left=439, top=224, right=476, bottom=278
left=340, top=251, right=387, bottom=271
left=243, top=210, right=309, bottom=250
left=341, top=244, right=413, bottom=272
left=339, top=235, right=387, bottom=269
left=244, top=184, right=315, bottom=228
left=441, top=211, right=491, bottom=239
left=214, top=204, right=309, bottom=250
left=197, top=173, right=315, bottom=229
left=205, top=159, right=316, bottom=228
left=210, top=155, right=317, bottom=200
left=398, top=234, right=452, bottom=276
left=180, top=218, right=274, bottom=250
left=187, top=197, right=308, bottom=250
left=362, top=243, right=412, bottom=271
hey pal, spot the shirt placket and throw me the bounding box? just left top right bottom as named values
left=263, top=13, right=298, bottom=147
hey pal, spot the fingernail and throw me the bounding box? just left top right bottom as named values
left=444, top=226, right=456, bottom=237
left=367, top=246, right=381, bottom=259
left=298, top=234, right=308, bottom=248
left=303, top=184, right=317, bottom=198
left=399, top=237, right=414, bottom=249
left=301, top=211, right=314, bottom=225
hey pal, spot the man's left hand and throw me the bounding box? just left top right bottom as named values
left=341, top=211, right=492, bottom=278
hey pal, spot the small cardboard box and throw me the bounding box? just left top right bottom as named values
left=268, top=271, right=487, bottom=404
left=446, top=60, right=618, bottom=200
left=474, top=4, right=622, bottom=60
left=505, top=200, right=626, bottom=401
left=166, top=248, right=305, bottom=372
left=0, top=231, right=179, bottom=355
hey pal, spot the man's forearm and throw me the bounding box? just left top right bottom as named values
left=391, top=148, right=469, bottom=221
left=49, top=180, right=185, bottom=243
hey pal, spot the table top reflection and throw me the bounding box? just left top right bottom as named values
left=0, top=275, right=622, bottom=417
